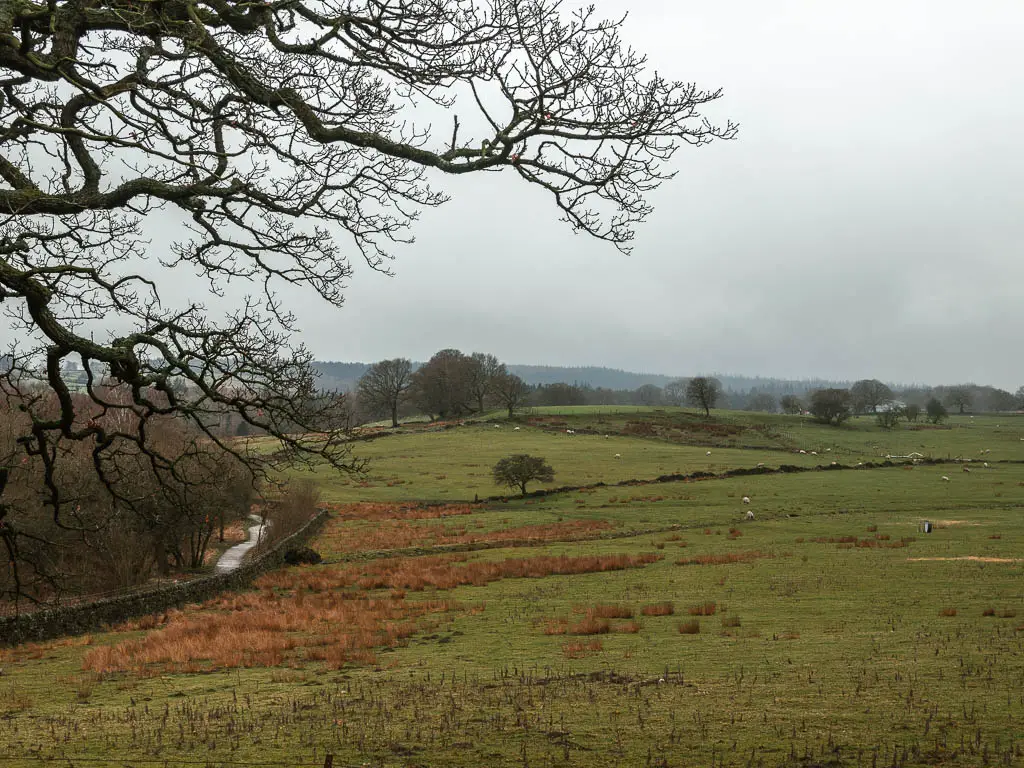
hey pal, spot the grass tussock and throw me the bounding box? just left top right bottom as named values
left=939, top=607, right=958, bottom=617
left=640, top=602, right=675, bottom=616
left=678, top=620, right=700, bottom=635
left=721, top=615, right=741, bottom=628
left=687, top=601, right=717, bottom=616
left=567, top=616, right=610, bottom=635
left=588, top=603, right=634, bottom=619
left=562, top=639, right=602, bottom=659
left=676, top=550, right=772, bottom=566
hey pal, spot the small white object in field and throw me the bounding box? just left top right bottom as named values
left=799, top=449, right=807, bottom=454
left=742, top=496, right=750, bottom=504
left=614, top=453, right=621, bottom=459
left=604, top=434, right=610, bottom=439
left=857, top=462, right=864, bottom=466
left=494, top=424, right=501, bottom=428
left=658, top=677, right=665, bottom=684
left=984, top=462, right=989, bottom=467
left=962, top=466, right=971, bottom=473
left=825, top=448, right=831, bottom=452
left=756, top=462, right=765, bottom=468
left=706, top=450, right=712, bottom=456
left=985, top=448, right=991, bottom=454
left=513, top=426, right=521, bottom=431
left=941, top=475, right=950, bottom=482
left=810, top=451, right=818, bottom=455
left=745, top=510, right=755, bottom=520
left=831, top=461, right=838, bottom=466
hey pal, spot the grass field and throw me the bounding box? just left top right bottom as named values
left=1, top=408, right=1022, bottom=767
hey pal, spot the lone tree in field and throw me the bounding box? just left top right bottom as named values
left=0, top=0, right=733, bottom=601
left=809, top=389, right=852, bottom=426
left=492, top=454, right=555, bottom=496
left=926, top=397, right=948, bottom=424
left=904, top=403, right=921, bottom=423
left=358, top=359, right=414, bottom=428
left=850, top=379, right=894, bottom=414
left=686, top=377, right=722, bottom=417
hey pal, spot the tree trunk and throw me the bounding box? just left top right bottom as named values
left=519, top=482, right=527, bottom=495
left=391, top=404, right=399, bottom=428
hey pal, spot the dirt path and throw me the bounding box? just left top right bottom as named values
left=215, top=514, right=270, bottom=573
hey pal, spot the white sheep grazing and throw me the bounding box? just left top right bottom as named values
left=745, top=510, right=755, bottom=520
left=810, top=451, right=818, bottom=456
left=494, top=424, right=501, bottom=429
left=983, top=462, right=989, bottom=468
left=513, top=426, right=521, bottom=431
left=742, top=496, right=751, bottom=504
left=962, top=466, right=971, bottom=473
left=706, top=450, right=712, bottom=456
left=756, top=462, right=765, bottom=468
left=941, top=475, right=950, bottom=482
left=799, top=449, right=807, bottom=454
left=614, top=453, right=621, bottom=459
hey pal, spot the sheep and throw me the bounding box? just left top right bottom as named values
left=513, top=426, right=521, bottom=431
left=706, top=450, right=712, bottom=456
left=756, top=462, right=765, bottom=468
left=799, top=449, right=807, bottom=454
left=831, top=461, right=838, bottom=466
left=983, top=462, right=989, bottom=468
left=742, top=496, right=751, bottom=504
left=941, top=475, right=950, bottom=482
left=745, top=510, right=755, bottom=521
left=614, top=453, right=621, bottom=459
left=962, top=466, right=971, bottom=473
left=494, top=424, right=501, bottom=429
left=810, top=451, right=818, bottom=456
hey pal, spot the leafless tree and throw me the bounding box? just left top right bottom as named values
left=358, top=358, right=413, bottom=427
left=850, top=379, right=894, bottom=414
left=493, top=372, right=527, bottom=418
left=467, top=353, right=506, bottom=413
left=0, top=0, right=734, bottom=600
left=410, top=348, right=475, bottom=419
left=686, top=377, right=721, bottom=417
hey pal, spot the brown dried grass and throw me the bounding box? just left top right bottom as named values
left=640, top=602, right=674, bottom=616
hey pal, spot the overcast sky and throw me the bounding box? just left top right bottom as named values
left=286, top=1, right=1024, bottom=390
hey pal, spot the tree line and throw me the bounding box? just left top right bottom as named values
left=354, top=355, right=1024, bottom=428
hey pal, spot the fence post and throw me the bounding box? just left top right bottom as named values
left=323, top=755, right=334, bottom=768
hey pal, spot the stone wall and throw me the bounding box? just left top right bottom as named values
left=0, top=509, right=330, bottom=647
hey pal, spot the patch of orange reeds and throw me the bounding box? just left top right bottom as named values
left=562, top=639, right=603, bottom=659
left=84, top=589, right=461, bottom=676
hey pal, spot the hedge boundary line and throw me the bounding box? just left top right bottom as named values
left=0, top=509, right=330, bottom=647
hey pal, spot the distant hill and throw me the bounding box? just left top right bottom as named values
left=312, top=360, right=849, bottom=395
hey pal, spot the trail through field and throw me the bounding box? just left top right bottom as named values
left=215, top=515, right=269, bottom=573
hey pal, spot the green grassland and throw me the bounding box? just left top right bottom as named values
left=1, top=408, right=1023, bottom=767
